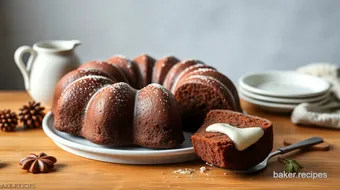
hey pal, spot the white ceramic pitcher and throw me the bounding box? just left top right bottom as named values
left=14, top=40, right=81, bottom=107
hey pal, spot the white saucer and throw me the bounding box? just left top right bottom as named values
left=239, top=92, right=330, bottom=113
left=42, top=112, right=199, bottom=164
left=239, top=71, right=330, bottom=98
left=238, top=86, right=330, bottom=104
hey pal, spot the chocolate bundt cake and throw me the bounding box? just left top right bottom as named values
left=191, top=110, right=273, bottom=170
left=52, top=54, right=241, bottom=148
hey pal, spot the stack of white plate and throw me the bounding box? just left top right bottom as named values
left=238, top=71, right=331, bottom=113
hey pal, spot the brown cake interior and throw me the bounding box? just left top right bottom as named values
left=175, top=76, right=238, bottom=131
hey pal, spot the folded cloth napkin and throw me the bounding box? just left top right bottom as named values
left=291, top=63, right=340, bottom=129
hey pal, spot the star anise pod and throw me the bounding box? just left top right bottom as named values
left=0, top=109, right=18, bottom=132
left=19, top=153, right=57, bottom=174
left=19, top=101, right=45, bottom=128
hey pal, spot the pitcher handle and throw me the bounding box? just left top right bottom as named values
left=14, top=46, right=37, bottom=91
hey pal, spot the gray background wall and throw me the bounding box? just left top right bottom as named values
left=1, top=0, right=340, bottom=90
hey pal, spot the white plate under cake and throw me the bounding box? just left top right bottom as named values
left=43, top=112, right=198, bottom=164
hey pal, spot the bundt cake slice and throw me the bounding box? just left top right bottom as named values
left=173, top=75, right=238, bottom=131
left=191, top=110, right=273, bottom=170
left=178, top=68, right=243, bottom=112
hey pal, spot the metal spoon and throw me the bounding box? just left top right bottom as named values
left=233, top=137, right=324, bottom=173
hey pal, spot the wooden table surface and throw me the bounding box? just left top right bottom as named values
left=0, top=91, right=339, bottom=190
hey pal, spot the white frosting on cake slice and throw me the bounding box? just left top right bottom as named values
left=206, top=123, right=264, bottom=151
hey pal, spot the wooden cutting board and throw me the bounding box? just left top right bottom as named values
left=0, top=91, right=339, bottom=190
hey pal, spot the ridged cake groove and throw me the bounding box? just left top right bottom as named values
left=179, top=75, right=237, bottom=110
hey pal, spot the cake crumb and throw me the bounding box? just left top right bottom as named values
left=160, top=172, right=164, bottom=175
left=224, top=173, right=227, bottom=175
left=200, top=166, right=207, bottom=173
left=206, top=162, right=213, bottom=167
left=172, top=168, right=195, bottom=175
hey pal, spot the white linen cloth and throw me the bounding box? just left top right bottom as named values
left=291, top=63, right=340, bottom=129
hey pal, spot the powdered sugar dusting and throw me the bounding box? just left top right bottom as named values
left=94, top=60, right=106, bottom=64
left=85, top=82, right=135, bottom=116
left=78, top=68, right=97, bottom=73
left=182, top=75, right=226, bottom=90
left=77, top=68, right=106, bottom=76
left=61, top=75, right=114, bottom=98
left=179, top=64, right=205, bottom=77
left=108, top=83, right=135, bottom=111
left=171, top=64, right=207, bottom=92
left=191, top=68, right=216, bottom=74
left=181, top=75, right=237, bottom=109
left=112, top=54, right=127, bottom=59
left=73, top=76, right=112, bottom=93
left=200, top=166, right=208, bottom=173
left=137, top=83, right=175, bottom=112
left=139, top=53, right=148, bottom=57
left=136, top=53, right=149, bottom=61
left=108, top=82, right=134, bottom=103
left=84, top=85, right=109, bottom=114
left=180, top=59, right=204, bottom=65
left=157, top=56, right=176, bottom=68
left=149, top=83, right=166, bottom=89
left=149, top=83, right=172, bottom=100
left=186, top=75, right=214, bottom=82
left=181, top=59, right=196, bottom=64
left=59, top=76, right=114, bottom=115
left=172, top=168, right=195, bottom=175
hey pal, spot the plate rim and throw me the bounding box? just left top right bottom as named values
left=42, top=112, right=195, bottom=157
left=239, top=71, right=330, bottom=98
left=238, top=86, right=330, bottom=104
left=239, top=92, right=330, bottom=110
left=239, top=93, right=296, bottom=109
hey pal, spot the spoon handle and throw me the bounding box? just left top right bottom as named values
left=278, top=137, right=323, bottom=154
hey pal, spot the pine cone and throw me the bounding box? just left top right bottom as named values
left=19, top=101, right=45, bottom=129
left=0, top=109, right=18, bottom=132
